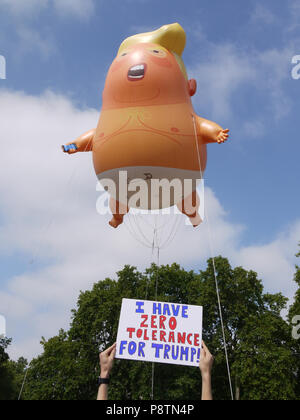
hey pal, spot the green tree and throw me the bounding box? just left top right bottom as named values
left=289, top=244, right=300, bottom=399
left=22, top=330, right=90, bottom=400
left=289, top=244, right=300, bottom=321
left=0, top=337, right=13, bottom=399
left=0, top=338, right=24, bottom=400
left=23, top=259, right=296, bottom=400
left=7, top=357, right=28, bottom=400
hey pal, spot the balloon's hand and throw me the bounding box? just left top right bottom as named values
left=217, top=129, right=229, bottom=144
left=62, top=143, right=78, bottom=154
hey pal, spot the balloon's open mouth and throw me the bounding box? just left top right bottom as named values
left=128, top=63, right=146, bottom=81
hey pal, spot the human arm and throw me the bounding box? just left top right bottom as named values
left=97, top=343, right=117, bottom=401
left=199, top=341, right=214, bottom=401
left=197, top=117, right=229, bottom=144
left=62, top=128, right=96, bottom=154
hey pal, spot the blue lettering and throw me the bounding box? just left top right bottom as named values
left=136, top=301, right=145, bottom=313
left=152, top=343, right=163, bottom=358
left=153, top=303, right=161, bottom=315
left=191, top=348, right=197, bottom=362
left=182, top=306, right=188, bottom=318
left=180, top=346, right=189, bottom=361
left=120, top=341, right=127, bottom=355
left=163, top=304, right=171, bottom=316
left=172, top=345, right=179, bottom=360
left=128, top=342, right=137, bottom=355
left=138, top=342, right=146, bottom=357
left=171, top=304, right=180, bottom=316
left=164, top=345, right=171, bottom=359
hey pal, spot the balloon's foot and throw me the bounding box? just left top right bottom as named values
left=109, top=217, right=124, bottom=229
left=190, top=214, right=203, bottom=228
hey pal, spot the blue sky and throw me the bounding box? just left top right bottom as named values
left=0, top=0, right=300, bottom=359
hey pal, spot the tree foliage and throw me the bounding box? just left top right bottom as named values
left=0, top=338, right=27, bottom=400
left=289, top=244, right=300, bottom=321
left=21, top=257, right=298, bottom=400
left=288, top=243, right=300, bottom=399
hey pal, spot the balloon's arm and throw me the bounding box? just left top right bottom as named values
left=62, top=129, right=96, bottom=154
left=197, top=117, right=229, bottom=144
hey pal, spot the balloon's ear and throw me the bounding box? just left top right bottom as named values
left=188, top=79, right=197, bottom=97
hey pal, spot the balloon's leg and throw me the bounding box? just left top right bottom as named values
left=109, top=198, right=129, bottom=229
left=177, top=191, right=202, bottom=227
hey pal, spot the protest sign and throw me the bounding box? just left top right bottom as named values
left=116, top=299, right=203, bottom=367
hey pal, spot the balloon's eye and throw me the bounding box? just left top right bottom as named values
left=118, top=51, right=130, bottom=59
left=148, top=48, right=167, bottom=58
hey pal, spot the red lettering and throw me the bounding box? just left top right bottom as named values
left=159, top=315, right=166, bottom=329
left=160, top=331, right=166, bottom=342
left=151, top=315, right=157, bottom=329
left=187, top=333, right=193, bottom=345
left=152, top=330, right=157, bottom=341
left=178, top=332, right=186, bottom=344
left=143, top=329, right=149, bottom=341
left=169, top=317, right=177, bottom=330
left=194, top=334, right=200, bottom=347
left=127, top=328, right=135, bottom=338
left=140, top=315, right=148, bottom=328
left=169, top=332, right=175, bottom=343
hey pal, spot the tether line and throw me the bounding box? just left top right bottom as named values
left=192, top=114, right=234, bottom=401
left=151, top=219, right=160, bottom=400
left=18, top=368, right=29, bottom=401
left=29, top=135, right=94, bottom=266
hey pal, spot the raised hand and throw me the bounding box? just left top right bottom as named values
left=199, top=341, right=214, bottom=377
left=217, top=128, right=230, bottom=144
left=99, top=343, right=117, bottom=378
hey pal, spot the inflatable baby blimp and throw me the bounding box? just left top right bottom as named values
left=62, top=23, right=229, bottom=228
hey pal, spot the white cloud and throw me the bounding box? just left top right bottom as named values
left=232, top=222, right=300, bottom=301
left=188, top=41, right=293, bottom=128
left=0, top=90, right=298, bottom=361
left=53, top=0, right=95, bottom=20
left=0, top=0, right=95, bottom=20
left=0, top=0, right=48, bottom=17
left=15, top=25, right=56, bottom=59
left=189, top=43, right=257, bottom=121
left=250, top=4, right=278, bottom=26
left=288, top=0, right=300, bottom=31
left=0, top=0, right=95, bottom=62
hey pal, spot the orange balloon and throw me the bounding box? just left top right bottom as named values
left=62, top=23, right=229, bottom=228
